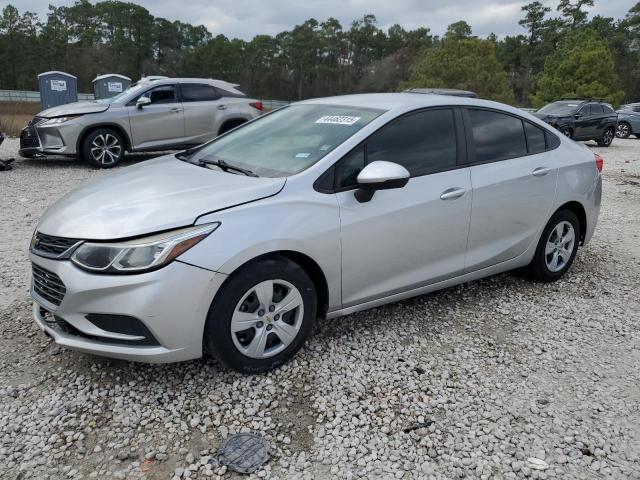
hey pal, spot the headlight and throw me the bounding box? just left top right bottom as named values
left=71, top=223, right=219, bottom=273
left=40, top=115, right=81, bottom=126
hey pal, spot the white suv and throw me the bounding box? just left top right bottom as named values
left=19, top=78, right=263, bottom=168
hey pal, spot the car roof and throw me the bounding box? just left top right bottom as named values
left=404, top=88, right=478, bottom=98
left=135, top=77, right=246, bottom=96
left=295, top=92, right=526, bottom=117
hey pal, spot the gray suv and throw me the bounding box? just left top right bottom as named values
left=19, top=78, right=263, bottom=168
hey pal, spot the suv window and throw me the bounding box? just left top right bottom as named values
left=135, top=85, right=177, bottom=105
left=602, top=104, right=614, bottom=114
left=181, top=83, right=220, bottom=102
left=334, top=108, right=458, bottom=189
left=590, top=104, right=604, bottom=114
left=468, top=109, right=527, bottom=163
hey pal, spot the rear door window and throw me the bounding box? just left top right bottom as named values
left=181, top=83, right=220, bottom=102
left=467, top=109, right=527, bottom=163
left=590, top=104, right=604, bottom=115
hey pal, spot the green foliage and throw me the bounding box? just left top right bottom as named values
left=532, top=29, right=624, bottom=106
left=404, top=36, right=514, bottom=103
left=0, top=0, right=638, bottom=105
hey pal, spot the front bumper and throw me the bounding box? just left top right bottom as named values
left=30, top=253, right=227, bottom=363
left=19, top=119, right=80, bottom=157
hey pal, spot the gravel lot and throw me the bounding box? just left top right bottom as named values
left=1, top=137, right=639, bottom=480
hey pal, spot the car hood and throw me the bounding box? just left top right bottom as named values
left=39, top=101, right=110, bottom=118
left=532, top=112, right=569, bottom=120
left=37, top=155, right=286, bottom=240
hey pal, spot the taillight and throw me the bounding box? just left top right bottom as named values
left=595, top=153, right=603, bottom=173
left=250, top=101, right=263, bottom=111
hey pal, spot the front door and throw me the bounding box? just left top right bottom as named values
left=463, top=108, right=558, bottom=271
left=336, top=108, right=472, bottom=307
left=127, top=84, right=185, bottom=150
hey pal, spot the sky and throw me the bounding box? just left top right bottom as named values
left=4, top=0, right=638, bottom=39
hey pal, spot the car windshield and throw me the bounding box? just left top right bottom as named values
left=96, top=83, right=147, bottom=103
left=537, top=102, right=581, bottom=116
left=185, top=104, right=384, bottom=177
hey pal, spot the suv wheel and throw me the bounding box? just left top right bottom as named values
left=616, top=122, right=631, bottom=139
left=560, top=127, right=572, bottom=138
left=204, top=255, right=317, bottom=373
left=597, top=127, right=615, bottom=147
left=526, top=210, right=580, bottom=282
left=81, top=128, right=125, bottom=168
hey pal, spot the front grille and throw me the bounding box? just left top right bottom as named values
left=20, top=128, right=40, bottom=149
left=32, top=264, right=66, bottom=307
left=32, top=232, right=79, bottom=258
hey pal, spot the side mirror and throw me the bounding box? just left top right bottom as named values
left=136, top=96, right=151, bottom=109
left=354, top=161, right=410, bottom=203
left=574, top=112, right=583, bottom=119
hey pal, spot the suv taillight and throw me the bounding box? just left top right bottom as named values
left=595, top=153, right=603, bottom=173
left=250, top=101, right=263, bottom=111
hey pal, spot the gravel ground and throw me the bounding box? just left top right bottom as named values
left=0, top=137, right=639, bottom=480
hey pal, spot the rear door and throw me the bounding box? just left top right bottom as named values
left=336, top=108, right=472, bottom=306
left=127, top=84, right=185, bottom=149
left=179, top=83, right=225, bottom=145
left=463, top=108, right=558, bottom=271
left=575, top=103, right=601, bottom=139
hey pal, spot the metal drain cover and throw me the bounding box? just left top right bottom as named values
left=218, top=433, right=270, bottom=473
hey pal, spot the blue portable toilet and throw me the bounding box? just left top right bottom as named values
left=38, top=71, right=78, bottom=109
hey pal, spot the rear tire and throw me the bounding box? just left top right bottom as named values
left=81, top=128, right=125, bottom=168
left=526, top=210, right=580, bottom=282
left=597, top=127, right=615, bottom=147
left=204, top=255, right=317, bottom=373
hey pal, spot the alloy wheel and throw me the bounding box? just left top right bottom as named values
left=616, top=123, right=630, bottom=139
left=561, top=128, right=572, bottom=138
left=545, top=221, right=575, bottom=273
left=230, top=279, right=304, bottom=359
left=603, top=128, right=614, bottom=146
left=90, top=133, right=122, bottom=165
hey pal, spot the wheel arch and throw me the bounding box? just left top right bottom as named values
left=218, top=117, right=249, bottom=135
left=555, top=201, right=587, bottom=244
left=76, top=123, right=132, bottom=154
left=218, top=250, right=330, bottom=320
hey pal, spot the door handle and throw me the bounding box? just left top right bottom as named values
left=170, top=107, right=182, bottom=113
left=440, top=187, right=466, bottom=200
left=532, top=167, right=552, bottom=177
left=217, top=105, right=227, bottom=110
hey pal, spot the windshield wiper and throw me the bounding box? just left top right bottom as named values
left=198, top=158, right=259, bottom=177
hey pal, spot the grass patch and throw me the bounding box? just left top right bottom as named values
left=0, top=102, right=40, bottom=136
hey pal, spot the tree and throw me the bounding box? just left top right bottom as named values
left=519, top=2, right=551, bottom=44
left=557, top=0, right=594, bottom=28
left=532, top=29, right=624, bottom=106
left=444, top=21, right=473, bottom=40
left=405, top=35, right=514, bottom=103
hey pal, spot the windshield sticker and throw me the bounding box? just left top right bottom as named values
left=295, top=152, right=311, bottom=159
left=316, top=115, right=361, bottom=125
left=567, top=104, right=579, bottom=107
left=319, top=144, right=332, bottom=151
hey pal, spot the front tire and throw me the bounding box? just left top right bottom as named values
left=204, top=255, right=317, bottom=373
left=616, top=122, right=631, bottom=139
left=560, top=127, right=573, bottom=138
left=81, top=128, right=125, bottom=168
left=526, top=210, right=580, bottom=282
left=597, top=127, right=615, bottom=147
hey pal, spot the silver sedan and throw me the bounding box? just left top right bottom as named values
left=29, top=93, right=602, bottom=372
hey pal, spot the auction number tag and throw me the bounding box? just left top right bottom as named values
left=316, top=115, right=361, bottom=125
